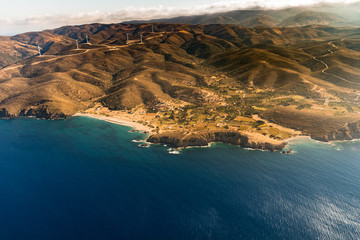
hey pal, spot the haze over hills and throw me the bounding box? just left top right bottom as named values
left=3, top=1, right=360, bottom=36
left=125, top=2, right=360, bottom=28
left=1, top=20, right=360, bottom=148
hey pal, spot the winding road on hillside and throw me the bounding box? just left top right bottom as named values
left=312, top=41, right=360, bottom=86
left=3, top=35, right=360, bottom=90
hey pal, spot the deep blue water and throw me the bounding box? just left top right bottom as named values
left=0, top=117, right=359, bottom=240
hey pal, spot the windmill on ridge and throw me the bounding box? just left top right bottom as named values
left=75, top=39, right=79, bottom=50
left=38, top=45, right=42, bottom=56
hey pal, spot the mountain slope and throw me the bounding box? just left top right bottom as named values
left=125, top=3, right=360, bottom=28
left=1, top=23, right=360, bottom=142
left=279, top=11, right=345, bottom=27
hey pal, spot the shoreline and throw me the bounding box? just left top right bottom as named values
left=74, top=112, right=286, bottom=151
left=73, top=113, right=154, bottom=133
left=284, top=135, right=312, bottom=143
left=72, top=113, right=358, bottom=150
left=1, top=114, right=357, bottom=151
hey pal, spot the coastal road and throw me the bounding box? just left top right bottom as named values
left=313, top=56, right=329, bottom=73
left=0, top=32, right=165, bottom=75
left=0, top=49, right=91, bottom=74
left=313, top=40, right=360, bottom=86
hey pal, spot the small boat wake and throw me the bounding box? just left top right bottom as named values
left=168, top=148, right=181, bottom=154
left=138, top=143, right=150, bottom=148
left=132, top=139, right=151, bottom=148
left=132, top=139, right=146, bottom=143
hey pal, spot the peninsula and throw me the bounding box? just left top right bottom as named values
left=1, top=21, right=360, bottom=150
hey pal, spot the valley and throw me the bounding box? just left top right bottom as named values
left=1, top=23, right=360, bottom=149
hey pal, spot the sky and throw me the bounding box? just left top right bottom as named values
left=0, top=0, right=357, bottom=35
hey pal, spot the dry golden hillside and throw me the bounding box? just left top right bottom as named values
left=1, top=23, right=360, bottom=141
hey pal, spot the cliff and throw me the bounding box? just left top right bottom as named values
left=0, top=107, right=68, bottom=120
left=312, top=120, right=360, bottom=142
left=147, top=131, right=286, bottom=151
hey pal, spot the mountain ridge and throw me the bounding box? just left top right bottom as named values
left=124, top=3, right=360, bottom=28
left=1, top=22, right=360, bottom=147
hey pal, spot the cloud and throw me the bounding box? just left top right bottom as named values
left=0, top=0, right=358, bottom=35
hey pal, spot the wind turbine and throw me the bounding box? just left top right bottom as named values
left=75, top=39, right=79, bottom=50
left=140, top=34, right=144, bottom=43
left=86, top=35, right=89, bottom=44
left=38, top=45, right=42, bottom=56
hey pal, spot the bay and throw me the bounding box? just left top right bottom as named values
left=0, top=117, right=359, bottom=239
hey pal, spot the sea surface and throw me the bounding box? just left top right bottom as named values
left=0, top=117, right=359, bottom=240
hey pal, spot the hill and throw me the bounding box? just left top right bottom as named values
left=1, top=23, right=360, bottom=145
left=125, top=3, right=360, bottom=28
left=279, top=11, right=345, bottom=27
left=0, top=36, right=38, bottom=68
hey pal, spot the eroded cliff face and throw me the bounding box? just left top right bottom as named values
left=313, top=121, right=360, bottom=142
left=19, top=107, right=68, bottom=119
left=0, top=107, right=68, bottom=119
left=147, top=131, right=286, bottom=151
left=0, top=108, right=12, bottom=118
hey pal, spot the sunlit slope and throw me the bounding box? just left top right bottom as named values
left=0, top=23, right=360, bottom=141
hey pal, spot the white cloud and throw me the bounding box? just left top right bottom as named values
left=0, top=0, right=358, bottom=35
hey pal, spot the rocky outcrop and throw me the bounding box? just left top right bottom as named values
left=312, top=120, right=360, bottom=142
left=0, top=108, right=14, bottom=118
left=0, top=107, right=68, bottom=120
left=19, top=107, right=68, bottom=119
left=347, top=121, right=360, bottom=139
left=147, top=131, right=286, bottom=151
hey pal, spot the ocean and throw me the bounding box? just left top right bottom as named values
left=0, top=117, right=359, bottom=239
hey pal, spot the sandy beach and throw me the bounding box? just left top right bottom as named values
left=285, top=135, right=312, bottom=143
left=73, top=113, right=154, bottom=133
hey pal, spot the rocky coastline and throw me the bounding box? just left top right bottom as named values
left=311, top=121, right=360, bottom=142
left=147, top=131, right=286, bottom=152
left=2, top=108, right=360, bottom=151
left=0, top=107, right=68, bottom=120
